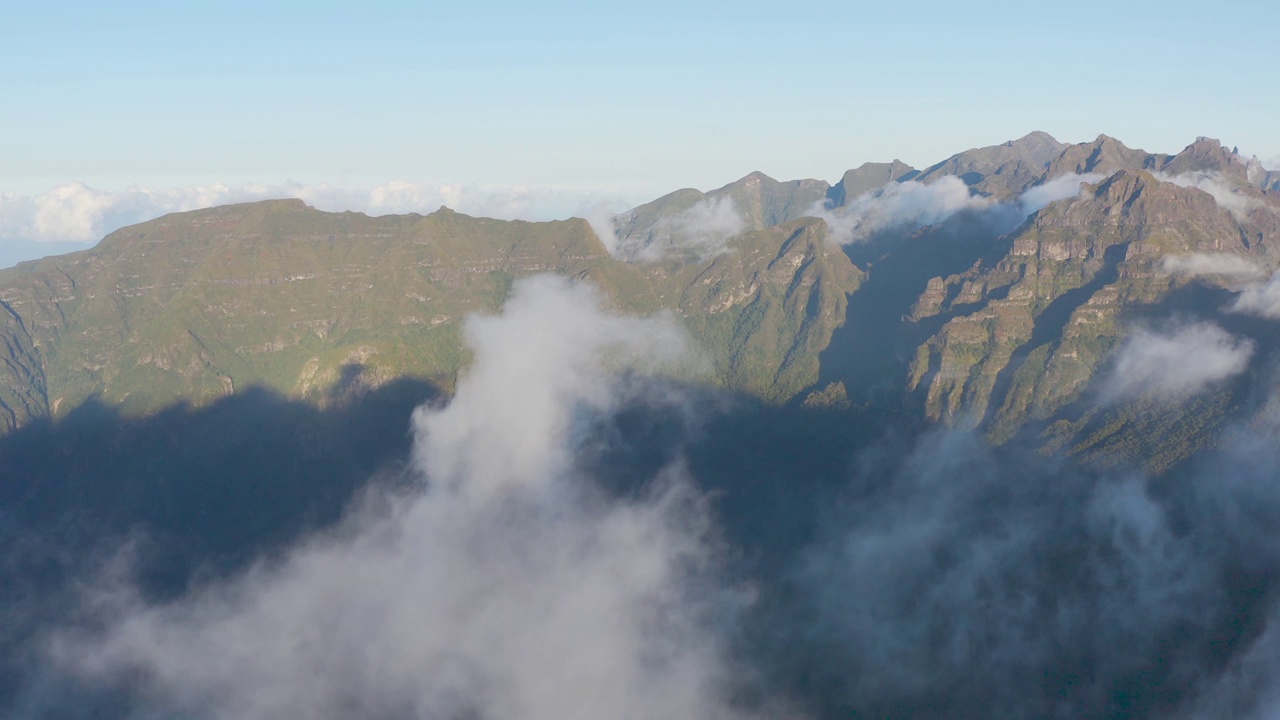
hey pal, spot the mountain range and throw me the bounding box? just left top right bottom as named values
left=2, top=132, right=1278, bottom=471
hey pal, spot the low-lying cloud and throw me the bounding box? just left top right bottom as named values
left=43, top=276, right=759, bottom=720
left=1164, top=252, right=1266, bottom=279
left=772, top=403, right=1280, bottom=718
left=814, top=173, right=1101, bottom=245
left=604, top=196, right=747, bottom=263
left=1103, top=321, right=1254, bottom=401
left=1154, top=171, right=1264, bottom=220
left=1229, top=270, right=1280, bottom=319
left=815, top=176, right=989, bottom=244
left=15, top=268, right=1280, bottom=718
left=1017, top=172, right=1104, bottom=215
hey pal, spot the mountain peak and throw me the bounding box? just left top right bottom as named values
left=736, top=170, right=777, bottom=185
left=913, top=132, right=1069, bottom=199
left=1012, top=130, right=1060, bottom=143
left=1161, top=136, right=1250, bottom=182
left=1004, top=130, right=1064, bottom=155
left=828, top=160, right=920, bottom=206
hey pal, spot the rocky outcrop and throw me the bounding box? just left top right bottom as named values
left=915, top=131, right=1070, bottom=199
left=907, top=169, right=1265, bottom=450
left=827, top=160, right=920, bottom=206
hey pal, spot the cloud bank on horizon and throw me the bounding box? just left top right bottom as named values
left=0, top=181, right=631, bottom=246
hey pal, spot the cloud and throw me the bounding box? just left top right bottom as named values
left=780, top=433, right=1207, bottom=716
left=1103, top=322, right=1253, bottom=401
left=814, top=176, right=990, bottom=244
left=1229, top=270, right=1280, bottom=319
left=1017, top=173, right=1104, bottom=215
left=811, top=174, right=1100, bottom=246
left=584, top=201, right=624, bottom=256
left=15, top=272, right=1280, bottom=718
left=1163, top=252, right=1265, bottom=279
left=0, top=181, right=627, bottom=245
left=1154, top=171, right=1264, bottom=220
left=44, top=276, right=759, bottom=720
left=767, top=406, right=1280, bottom=718
left=615, top=196, right=747, bottom=262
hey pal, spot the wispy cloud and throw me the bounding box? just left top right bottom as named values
left=781, top=403, right=1280, bottom=717
left=1229, top=270, right=1280, bottom=319
left=1103, top=322, right=1253, bottom=401
left=1154, top=171, right=1264, bottom=220
left=1163, top=253, right=1265, bottom=279
left=0, top=181, right=627, bottom=245
left=1018, top=173, right=1104, bottom=215
left=814, top=176, right=989, bottom=244
left=612, top=196, right=747, bottom=262
left=813, top=173, right=1101, bottom=245
left=46, top=276, right=759, bottom=720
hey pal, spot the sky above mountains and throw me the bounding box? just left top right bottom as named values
left=1, top=0, right=1277, bottom=266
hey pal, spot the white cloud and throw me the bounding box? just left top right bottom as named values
left=810, top=174, right=1103, bottom=246
left=1154, top=171, right=1264, bottom=220
left=584, top=201, right=625, bottom=256
left=814, top=176, right=989, bottom=244
left=1229, top=270, right=1280, bottom=319
left=1163, top=253, right=1265, bottom=279
left=1104, top=322, right=1254, bottom=402
left=47, top=276, right=761, bottom=720
left=1018, top=173, right=1104, bottom=215
left=0, top=181, right=627, bottom=245
left=617, top=196, right=747, bottom=262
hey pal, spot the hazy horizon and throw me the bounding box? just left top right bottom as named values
left=2, top=129, right=1276, bottom=269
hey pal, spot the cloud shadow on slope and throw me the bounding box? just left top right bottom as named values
left=0, top=374, right=442, bottom=713
left=807, top=212, right=1015, bottom=409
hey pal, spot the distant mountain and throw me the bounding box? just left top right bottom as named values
left=826, top=159, right=919, bottom=206
left=3, top=132, right=1278, bottom=472
left=913, top=130, right=1070, bottom=198
left=610, top=170, right=830, bottom=259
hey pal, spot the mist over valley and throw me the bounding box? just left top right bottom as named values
left=4, top=130, right=1280, bottom=718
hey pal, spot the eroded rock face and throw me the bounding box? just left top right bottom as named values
left=914, top=130, right=1070, bottom=200
left=903, top=164, right=1278, bottom=466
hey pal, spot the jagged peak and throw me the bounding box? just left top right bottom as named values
left=1092, top=169, right=1159, bottom=193
left=707, top=172, right=777, bottom=196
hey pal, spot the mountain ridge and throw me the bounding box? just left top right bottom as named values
left=3, top=132, right=1279, bottom=474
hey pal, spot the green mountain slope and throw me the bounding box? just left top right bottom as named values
left=0, top=200, right=861, bottom=429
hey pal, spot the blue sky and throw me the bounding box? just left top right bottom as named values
left=0, top=0, right=1276, bottom=265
